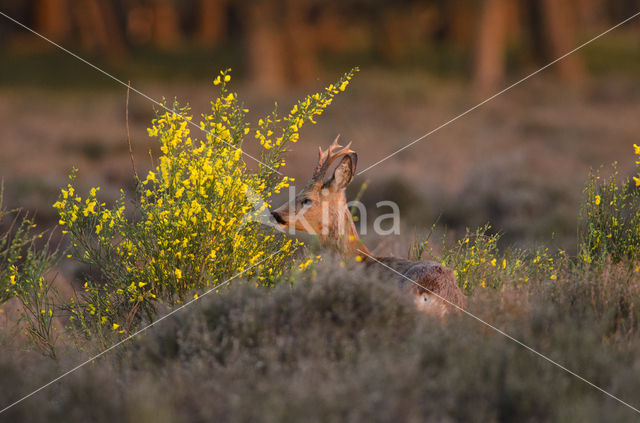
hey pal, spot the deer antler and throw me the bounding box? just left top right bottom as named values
left=312, top=135, right=354, bottom=182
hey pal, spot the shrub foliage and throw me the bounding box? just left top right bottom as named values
left=0, top=194, right=57, bottom=357
left=579, top=145, right=640, bottom=265
left=2, top=259, right=640, bottom=422
left=411, top=224, right=561, bottom=294
left=54, top=69, right=357, bottom=340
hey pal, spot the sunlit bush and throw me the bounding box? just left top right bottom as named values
left=412, top=225, right=562, bottom=294
left=54, top=69, right=357, bottom=341
left=579, top=144, right=640, bottom=266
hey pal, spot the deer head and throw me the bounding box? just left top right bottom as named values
left=271, top=136, right=364, bottom=253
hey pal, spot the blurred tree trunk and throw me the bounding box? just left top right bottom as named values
left=539, top=0, right=586, bottom=83
left=35, top=0, right=70, bottom=42
left=447, top=0, right=475, bottom=48
left=242, top=0, right=321, bottom=90
left=576, top=0, right=607, bottom=27
left=244, top=1, right=287, bottom=92
left=285, top=0, right=318, bottom=85
left=313, top=9, right=349, bottom=53
left=473, top=0, right=509, bottom=93
left=153, top=0, right=182, bottom=49
left=197, top=0, right=227, bottom=47
left=74, top=0, right=127, bottom=59
left=474, top=0, right=586, bottom=91
left=244, top=2, right=287, bottom=90
left=376, top=8, right=407, bottom=64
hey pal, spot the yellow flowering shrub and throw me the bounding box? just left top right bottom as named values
left=55, top=68, right=358, bottom=339
left=410, top=142, right=640, bottom=293
left=578, top=144, right=640, bottom=265
left=0, top=198, right=57, bottom=357
left=412, top=225, right=560, bottom=294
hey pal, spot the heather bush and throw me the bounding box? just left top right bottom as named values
left=2, top=258, right=640, bottom=422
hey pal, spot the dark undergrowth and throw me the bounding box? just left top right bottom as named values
left=2, top=257, right=640, bottom=423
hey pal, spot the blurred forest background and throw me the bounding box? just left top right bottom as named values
left=1, top=0, right=640, bottom=254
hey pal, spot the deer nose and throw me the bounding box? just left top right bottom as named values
left=271, top=211, right=286, bottom=225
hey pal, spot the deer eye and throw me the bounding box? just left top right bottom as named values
left=301, top=198, right=312, bottom=207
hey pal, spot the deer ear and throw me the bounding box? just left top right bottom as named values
left=328, top=153, right=357, bottom=190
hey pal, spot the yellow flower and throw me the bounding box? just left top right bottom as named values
left=112, top=323, right=120, bottom=330
left=175, top=269, right=182, bottom=280
left=634, top=144, right=640, bottom=155
left=9, top=275, right=15, bottom=285
left=634, top=176, right=640, bottom=187
left=490, top=258, right=497, bottom=267
left=83, top=200, right=97, bottom=216
left=298, top=258, right=314, bottom=270
left=595, top=195, right=601, bottom=205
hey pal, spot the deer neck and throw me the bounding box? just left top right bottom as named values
left=318, top=200, right=371, bottom=259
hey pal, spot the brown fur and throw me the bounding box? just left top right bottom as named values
left=272, top=137, right=466, bottom=313
left=366, top=256, right=466, bottom=311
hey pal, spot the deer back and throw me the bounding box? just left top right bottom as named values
left=366, top=256, right=466, bottom=310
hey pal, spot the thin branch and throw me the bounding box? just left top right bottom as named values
left=126, top=82, right=139, bottom=184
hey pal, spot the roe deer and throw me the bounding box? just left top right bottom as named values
left=271, top=136, right=466, bottom=314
